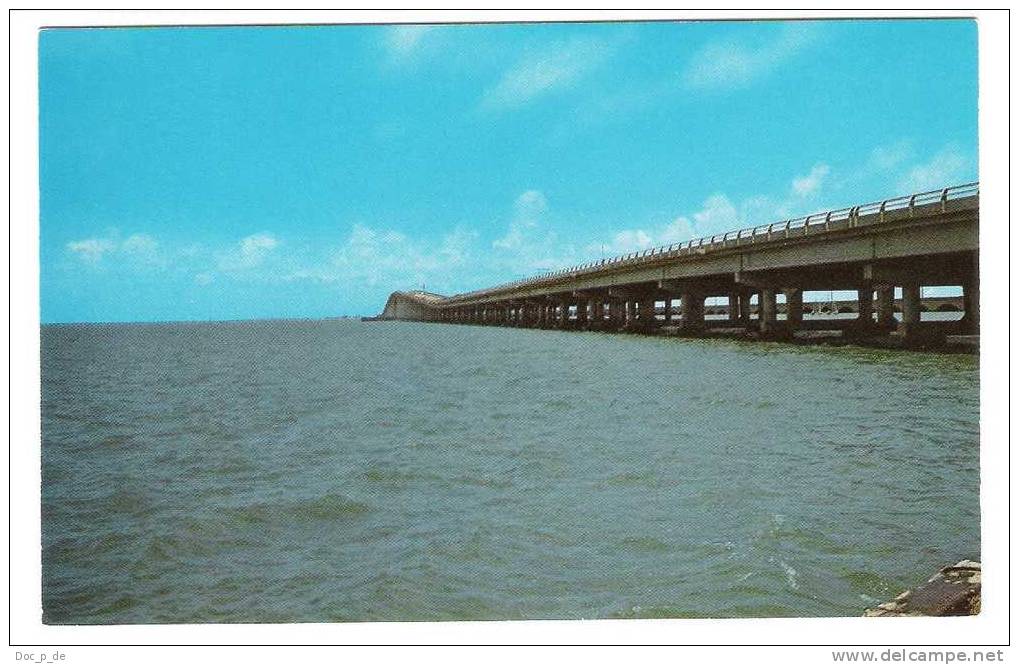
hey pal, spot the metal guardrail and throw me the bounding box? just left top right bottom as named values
left=446, top=182, right=979, bottom=303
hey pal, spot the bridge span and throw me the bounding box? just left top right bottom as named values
left=370, top=183, right=979, bottom=347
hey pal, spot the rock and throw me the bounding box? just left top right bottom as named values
left=864, top=561, right=980, bottom=616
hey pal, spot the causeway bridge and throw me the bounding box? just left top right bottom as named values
left=370, top=183, right=979, bottom=346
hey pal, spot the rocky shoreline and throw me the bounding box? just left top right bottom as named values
left=865, top=561, right=981, bottom=616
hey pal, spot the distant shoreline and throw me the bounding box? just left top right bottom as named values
left=40, top=315, right=366, bottom=327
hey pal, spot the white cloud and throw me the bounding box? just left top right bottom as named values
left=692, top=194, right=740, bottom=231
left=791, top=163, right=830, bottom=197
left=607, top=229, right=654, bottom=253
left=438, top=227, right=477, bottom=267
left=740, top=194, right=792, bottom=225
left=869, top=141, right=913, bottom=171
left=219, top=232, right=279, bottom=271
left=67, top=232, right=165, bottom=268
left=659, top=216, right=695, bottom=244
left=382, top=25, right=436, bottom=61
left=898, top=146, right=970, bottom=193
left=67, top=238, right=116, bottom=263
left=514, top=189, right=548, bottom=218
left=120, top=233, right=165, bottom=268
left=121, top=233, right=158, bottom=255
left=683, top=25, right=819, bottom=90
left=488, top=190, right=579, bottom=273
left=240, top=232, right=278, bottom=258
left=480, top=38, right=612, bottom=110
left=271, top=192, right=570, bottom=294
left=493, top=190, right=547, bottom=250
left=284, top=224, right=476, bottom=292
left=585, top=193, right=739, bottom=258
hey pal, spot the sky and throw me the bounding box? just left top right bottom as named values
left=39, top=19, right=978, bottom=323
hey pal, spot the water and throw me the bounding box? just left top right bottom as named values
left=41, top=320, right=980, bottom=623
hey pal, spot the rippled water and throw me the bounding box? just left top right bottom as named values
left=41, top=320, right=979, bottom=623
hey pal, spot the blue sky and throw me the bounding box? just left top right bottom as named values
left=40, top=19, right=977, bottom=323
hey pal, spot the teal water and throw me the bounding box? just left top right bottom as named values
left=41, top=320, right=980, bottom=623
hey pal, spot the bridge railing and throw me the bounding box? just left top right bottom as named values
left=446, top=182, right=978, bottom=303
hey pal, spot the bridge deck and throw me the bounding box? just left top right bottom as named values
left=374, top=183, right=979, bottom=348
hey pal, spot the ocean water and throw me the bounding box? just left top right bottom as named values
left=41, top=320, right=980, bottom=623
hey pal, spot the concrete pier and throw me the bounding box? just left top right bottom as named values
left=784, top=288, right=803, bottom=329
left=759, top=288, right=778, bottom=336
left=680, top=290, right=705, bottom=332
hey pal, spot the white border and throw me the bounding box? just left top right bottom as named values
left=8, top=7, right=1011, bottom=652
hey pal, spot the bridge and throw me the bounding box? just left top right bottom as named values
left=369, top=183, right=979, bottom=347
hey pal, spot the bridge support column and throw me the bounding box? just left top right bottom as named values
left=625, top=301, right=636, bottom=329
left=663, top=297, right=674, bottom=325
left=759, top=289, right=778, bottom=337
left=588, top=299, right=599, bottom=329
left=576, top=300, right=588, bottom=327
left=852, top=287, right=875, bottom=337
left=560, top=302, right=571, bottom=329
left=639, top=297, right=656, bottom=331
left=739, top=291, right=752, bottom=327
left=727, top=291, right=741, bottom=326
left=962, top=275, right=980, bottom=334
left=679, top=290, right=705, bottom=333
left=784, top=288, right=803, bottom=332
left=876, top=286, right=896, bottom=329
left=899, top=284, right=926, bottom=345
left=901, top=285, right=921, bottom=324
left=608, top=300, right=622, bottom=330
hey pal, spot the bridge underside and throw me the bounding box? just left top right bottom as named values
left=429, top=250, right=978, bottom=347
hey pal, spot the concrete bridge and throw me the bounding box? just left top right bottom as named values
left=370, top=183, right=979, bottom=347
